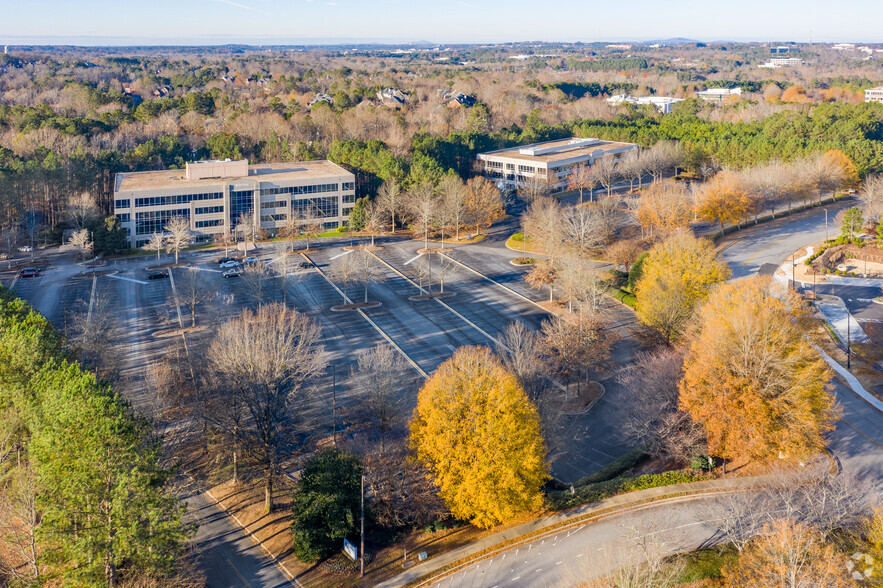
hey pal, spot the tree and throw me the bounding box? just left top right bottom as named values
left=590, top=156, right=619, bottom=197
left=567, top=164, right=596, bottom=203
left=526, top=260, right=557, bottom=302
left=679, top=277, right=838, bottom=462
left=241, top=261, right=272, bottom=306
left=822, top=149, right=859, bottom=192
left=439, top=174, right=467, bottom=241
left=176, top=268, right=215, bottom=326
left=0, top=464, right=40, bottom=584
left=296, top=204, right=324, bottom=251
left=353, top=344, right=408, bottom=451
left=208, top=304, right=326, bottom=512
left=518, top=173, right=551, bottom=202
left=839, top=206, right=864, bottom=240
left=68, top=228, right=93, bottom=261
left=290, top=449, right=362, bottom=563
left=860, top=174, right=883, bottom=222
left=695, top=171, right=751, bottom=236
left=636, top=181, right=694, bottom=237
left=28, top=364, right=191, bottom=586
left=330, top=250, right=358, bottom=303
left=620, top=149, right=649, bottom=191
left=409, top=347, right=547, bottom=528
left=352, top=248, right=382, bottom=303
left=464, top=176, right=505, bottom=236
left=619, top=348, right=705, bottom=462
left=561, top=205, right=609, bottom=251
left=348, top=196, right=369, bottom=231
left=521, top=198, right=562, bottom=258
left=606, top=240, right=643, bottom=272
left=362, top=199, right=385, bottom=247
left=407, top=181, right=438, bottom=251
left=806, top=152, right=847, bottom=203
left=868, top=507, right=883, bottom=585
left=143, top=232, right=166, bottom=261
left=376, top=177, right=403, bottom=234
left=65, top=192, right=99, bottom=231
left=0, top=225, right=20, bottom=268
left=541, top=310, right=614, bottom=385
left=722, top=519, right=853, bottom=588
left=163, top=216, right=191, bottom=264
left=635, top=233, right=730, bottom=344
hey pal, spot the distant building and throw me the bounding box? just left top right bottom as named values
left=477, top=137, right=637, bottom=195
left=376, top=88, right=407, bottom=107
left=606, top=44, right=633, bottom=50
left=758, top=57, right=804, bottom=69
left=864, top=87, right=883, bottom=103
left=444, top=91, right=476, bottom=108
left=770, top=46, right=791, bottom=54
left=113, top=159, right=355, bottom=248
left=308, top=93, right=333, bottom=108
left=832, top=43, right=856, bottom=51
left=606, top=94, right=684, bottom=114
left=694, top=87, right=742, bottom=102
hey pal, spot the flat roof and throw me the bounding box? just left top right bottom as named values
left=116, top=160, right=353, bottom=193
left=478, top=137, right=636, bottom=164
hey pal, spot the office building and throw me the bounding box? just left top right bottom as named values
left=477, top=137, right=637, bottom=195
left=694, top=87, right=743, bottom=102
left=113, top=159, right=355, bottom=248
left=606, top=94, right=684, bottom=113
left=865, top=87, right=883, bottom=103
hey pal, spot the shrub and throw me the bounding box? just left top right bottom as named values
left=512, top=256, right=536, bottom=265
left=627, top=252, right=649, bottom=291
left=511, top=232, right=525, bottom=242
left=547, top=470, right=705, bottom=510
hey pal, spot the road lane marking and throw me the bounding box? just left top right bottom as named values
left=224, top=556, right=253, bottom=587
left=330, top=249, right=353, bottom=260
left=106, top=274, right=149, bottom=285
left=404, top=252, right=424, bottom=265
left=739, top=235, right=791, bottom=269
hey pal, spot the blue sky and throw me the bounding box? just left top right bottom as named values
left=3, top=0, right=883, bottom=45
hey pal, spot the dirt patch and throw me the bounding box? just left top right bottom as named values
left=561, top=381, right=604, bottom=413
left=153, top=325, right=210, bottom=338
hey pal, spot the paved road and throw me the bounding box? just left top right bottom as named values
left=185, top=491, right=292, bottom=588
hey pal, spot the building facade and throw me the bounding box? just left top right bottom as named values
left=694, top=87, right=743, bottom=102
left=606, top=94, right=684, bottom=113
left=113, top=159, right=356, bottom=248
left=477, top=137, right=638, bottom=195
left=865, top=87, right=883, bottom=103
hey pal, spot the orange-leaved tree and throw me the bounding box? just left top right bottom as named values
left=679, top=277, right=838, bottom=462
left=634, top=232, right=729, bottom=344
left=822, top=149, right=860, bottom=193
left=722, top=519, right=853, bottom=587
left=409, top=346, right=548, bottom=529
left=695, top=171, right=752, bottom=236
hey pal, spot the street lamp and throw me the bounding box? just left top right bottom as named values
left=847, top=312, right=851, bottom=369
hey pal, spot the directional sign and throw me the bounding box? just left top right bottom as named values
left=343, top=538, right=358, bottom=561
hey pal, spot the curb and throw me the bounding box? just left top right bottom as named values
left=204, top=489, right=301, bottom=587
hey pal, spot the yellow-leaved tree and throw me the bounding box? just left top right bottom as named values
left=695, top=171, right=752, bottom=236
left=409, top=346, right=548, bottom=529
left=679, top=277, right=838, bottom=462
left=823, top=149, right=860, bottom=192
left=634, top=232, right=730, bottom=344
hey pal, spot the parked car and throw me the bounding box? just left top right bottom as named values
left=242, top=256, right=261, bottom=266
left=146, top=271, right=168, bottom=280
left=219, top=260, right=240, bottom=269
left=298, top=261, right=313, bottom=269
left=217, top=257, right=235, bottom=264
left=18, top=267, right=39, bottom=278
left=18, top=245, right=32, bottom=253
left=222, top=267, right=242, bottom=278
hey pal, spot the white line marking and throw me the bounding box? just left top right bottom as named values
left=189, top=266, right=223, bottom=273
left=106, top=274, right=148, bottom=285
left=330, top=250, right=353, bottom=260
left=404, top=252, right=424, bottom=265
left=556, top=561, right=562, bottom=565
left=577, top=554, right=583, bottom=558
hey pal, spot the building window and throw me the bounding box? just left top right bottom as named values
left=230, top=190, right=254, bottom=224
left=323, top=221, right=339, bottom=229
left=342, top=193, right=357, bottom=204
left=116, top=213, right=130, bottom=222
left=136, top=239, right=149, bottom=248
left=260, top=214, right=288, bottom=222
left=486, top=161, right=503, bottom=169
left=115, top=199, right=130, bottom=209
left=342, top=206, right=354, bottom=216
left=342, top=182, right=355, bottom=191
left=517, top=165, right=535, bottom=173
left=292, top=183, right=338, bottom=195
left=260, top=200, right=287, bottom=209
left=134, top=192, right=223, bottom=207
left=195, top=219, right=223, bottom=228
left=195, top=206, right=224, bottom=215
left=135, top=209, right=189, bottom=235
left=291, top=196, right=339, bottom=218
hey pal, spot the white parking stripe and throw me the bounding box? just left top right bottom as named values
left=404, top=252, right=424, bottom=265
left=189, top=266, right=223, bottom=273
left=106, top=274, right=148, bottom=285
left=330, top=250, right=353, bottom=260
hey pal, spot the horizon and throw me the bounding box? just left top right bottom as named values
left=4, top=0, right=883, bottom=46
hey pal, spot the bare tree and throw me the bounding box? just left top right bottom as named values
left=859, top=174, right=883, bottom=222
left=439, top=174, right=467, bottom=241
left=407, top=182, right=438, bottom=251
left=521, top=198, right=563, bottom=259
left=272, top=245, right=299, bottom=305
left=555, top=255, right=606, bottom=313
left=351, top=249, right=382, bottom=303
left=436, top=254, right=457, bottom=293
left=806, top=153, right=846, bottom=203
left=591, top=156, right=620, bottom=197
left=376, top=177, right=403, bottom=234
left=241, top=262, right=272, bottom=306
left=215, top=226, right=234, bottom=257
left=177, top=268, right=216, bottom=326
left=526, top=260, right=557, bottom=302
left=142, top=232, right=166, bottom=262
left=362, top=199, right=385, bottom=247
left=295, top=204, right=324, bottom=251
left=0, top=464, right=40, bottom=584
left=164, top=216, right=192, bottom=264
left=606, top=240, right=643, bottom=272
left=235, top=212, right=253, bottom=255
left=542, top=309, right=615, bottom=387
left=518, top=173, right=551, bottom=202
left=496, top=321, right=550, bottom=402
left=353, top=344, right=408, bottom=452
left=208, top=303, right=327, bottom=512
left=65, top=192, right=99, bottom=231
left=561, top=205, right=608, bottom=251
left=68, top=228, right=93, bottom=262
left=620, top=149, right=649, bottom=192
left=67, top=288, right=124, bottom=383
left=0, top=225, right=20, bottom=268
left=618, top=348, right=706, bottom=462
left=567, top=164, right=597, bottom=203
left=329, top=250, right=358, bottom=303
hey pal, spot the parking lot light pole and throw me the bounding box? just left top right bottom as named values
left=847, top=312, right=851, bottom=369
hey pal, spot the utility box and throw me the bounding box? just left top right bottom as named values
left=418, top=551, right=428, bottom=562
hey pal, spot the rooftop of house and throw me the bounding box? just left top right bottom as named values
left=115, top=160, right=352, bottom=193
left=478, top=137, right=637, bottom=165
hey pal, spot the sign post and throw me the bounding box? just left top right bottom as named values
left=343, top=538, right=358, bottom=562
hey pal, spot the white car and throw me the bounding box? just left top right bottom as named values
left=219, top=260, right=240, bottom=269
left=18, top=245, right=32, bottom=252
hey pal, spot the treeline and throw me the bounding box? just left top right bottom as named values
left=567, top=57, right=649, bottom=71
left=0, top=287, right=193, bottom=585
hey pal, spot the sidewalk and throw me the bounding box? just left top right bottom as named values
left=375, top=477, right=759, bottom=588
left=815, top=297, right=871, bottom=344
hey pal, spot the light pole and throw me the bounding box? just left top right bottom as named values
left=847, top=311, right=851, bottom=369
left=825, top=209, right=828, bottom=243
left=360, top=474, right=365, bottom=577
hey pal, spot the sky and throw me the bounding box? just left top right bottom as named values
left=3, top=0, right=883, bottom=45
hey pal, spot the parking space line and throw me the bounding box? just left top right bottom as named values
left=106, top=274, right=149, bottom=285
left=189, top=266, right=223, bottom=274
